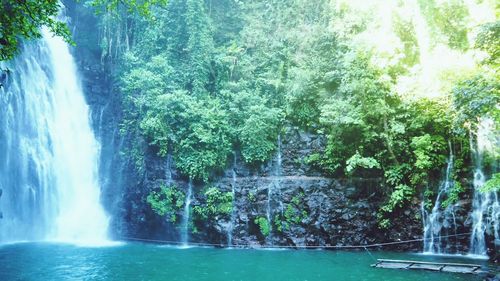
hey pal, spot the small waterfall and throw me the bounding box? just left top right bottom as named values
left=227, top=153, right=237, bottom=246
left=165, top=153, right=173, bottom=185
left=469, top=118, right=500, bottom=256
left=265, top=134, right=284, bottom=244
left=275, top=135, right=284, bottom=216
left=0, top=22, right=109, bottom=244
left=265, top=185, right=273, bottom=243
left=274, top=135, right=284, bottom=215
left=181, top=178, right=193, bottom=246
left=422, top=142, right=458, bottom=254
left=96, top=103, right=107, bottom=141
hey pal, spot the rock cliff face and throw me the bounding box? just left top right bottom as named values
left=65, top=0, right=130, bottom=240
left=64, top=1, right=477, bottom=253
left=106, top=127, right=425, bottom=250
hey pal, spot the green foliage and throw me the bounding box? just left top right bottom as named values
left=384, top=164, right=411, bottom=187
left=147, top=184, right=185, bottom=222
left=254, top=216, right=270, bottom=237
left=481, top=173, right=500, bottom=192
left=418, top=0, right=469, bottom=50
left=238, top=104, right=282, bottom=163
left=121, top=41, right=233, bottom=181
left=378, top=218, right=391, bottom=230
left=0, top=0, right=169, bottom=61
left=441, top=181, right=465, bottom=209
left=139, top=91, right=232, bottom=181
left=345, top=151, right=380, bottom=175
left=314, top=52, right=398, bottom=177
left=423, top=189, right=435, bottom=211
left=184, top=0, right=213, bottom=95
left=392, top=14, right=420, bottom=73
left=103, top=0, right=496, bottom=231
left=247, top=191, right=256, bottom=203
left=275, top=193, right=308, bottom=232
left=274, top=215, right=285, bottom=232
left=0, top=0, right=72, bottom=60
left=381, top=184, right=415, bottom=214
left=89, top=0, right=168, bottom=17
left=411, top=134, right=446, bottom=185
left=117, top=0, right=285, bottom=180
left=193, top=186, right=233, bottom=220
left=225, top=90, right=282, bottom=164
left=452, top=75, right=500, bottom=132
left=475, top=21, right=500, bottom=65
left=411, top=135, right=445, bottom=171
left=378, top=183, right=415, bottom=227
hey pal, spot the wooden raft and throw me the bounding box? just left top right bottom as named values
left=371, top=259, right=486, bottom=274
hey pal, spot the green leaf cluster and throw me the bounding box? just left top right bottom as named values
left=89, top=0, right=168, bottom=17
left=192, top=186, right=233, bottom=220
left=0, top=0, right=72, bottom=60
left=481, top=173, right=500, bottom=192
left=147, top=184, right=185, bottom=222
left=275, top=192, right=308, bottom=232
left=441, top=181, right=465, bottom=209
left=380, top=184, right=415, bottom=214
left=254, top=216, right=270, bottom=237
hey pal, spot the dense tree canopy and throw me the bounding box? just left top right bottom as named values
left=0, top=0, right=167, bottom=61
left=108, top=0, right=499, bottom=227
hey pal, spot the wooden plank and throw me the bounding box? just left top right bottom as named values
left=407, top=263, right=444, bottom=271
left=373, top=262, right=410, bottom=269
left=376, top=259, right=482, bottom=267
left=442, top=265, right=476, bottom=274
left=372, top=259, right=486, bottom=274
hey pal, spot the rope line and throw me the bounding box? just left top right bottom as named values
left=364, top=246, right=377, bottom=262
left=119, top=232, right=472, bottom=249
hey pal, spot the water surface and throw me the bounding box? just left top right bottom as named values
left=0, top=242, right=493, bottom=281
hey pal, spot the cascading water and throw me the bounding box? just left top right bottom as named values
left=227, top=153, right=237, bottom=246
left=275, top=135, right=284, bottom=216
left=265, top=185, right=273, bottom=244
left=422, top=142, right=458, bottom=254
left=165, top=153, right=173, bottom=185
left=469, top=118, right=500, bottom=256
left=265, top=135, right=284, bottom=244
left=181, top=178, right=193, bottom=246
left=0, top=24, right=109, bottom=245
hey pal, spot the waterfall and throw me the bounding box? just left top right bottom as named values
left=181, top=178, right=193, bottom=246
left=0, top=26, right=109, bottom=245
left=469, top=118, right=500, bottom=256
left=265, top=185, right=273, bottom=244
left=227, top=153, right=237, bottom=246
left=276, top=135, right=284, bottom=217
left=422, top=142, right=458, bottom=254
left=165, top=153, right=173, bottom=185
left=265, top=134, right=284, bottom=244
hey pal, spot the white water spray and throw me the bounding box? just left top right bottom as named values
left=181, top=179, right=193, bottom=246
left=265, top=135, right=284, bottom=244
left=227, top=153, right=237, bottom=246
left=469, top=118, right=500, bottom=256
left=0, top=25, right=110, bottom=245
left=165, top=153, right=173, bottom=185
left=422, top=142, right=458, bottom=254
